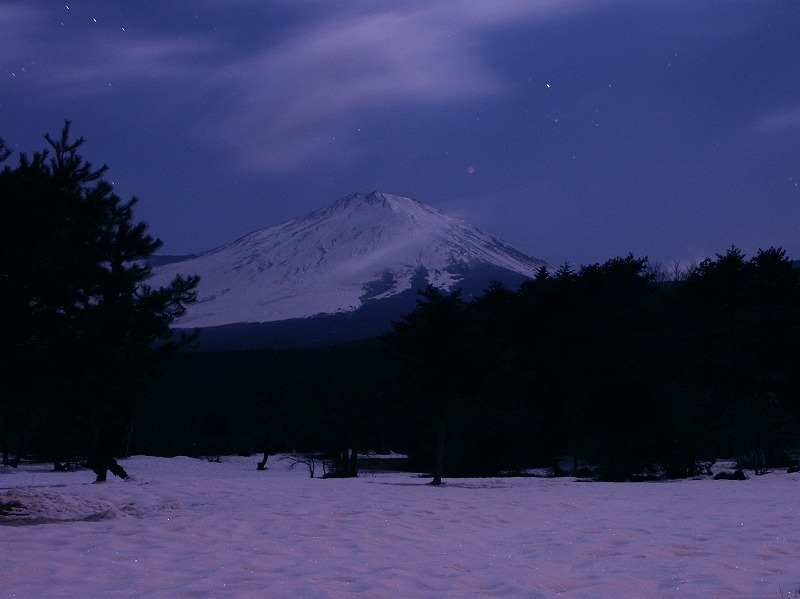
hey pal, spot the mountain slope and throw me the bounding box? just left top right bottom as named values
left=148, top=192, right=546, bottom=332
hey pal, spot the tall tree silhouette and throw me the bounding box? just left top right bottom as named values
left=383, top=286, right=472, bottom=485
left=0, top=122, right=198, bottom=480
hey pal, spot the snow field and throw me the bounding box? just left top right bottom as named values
left=1, top=456, right=798, bottom=598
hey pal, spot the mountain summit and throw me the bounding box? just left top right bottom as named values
left=149, top=192, right=546, bottom=333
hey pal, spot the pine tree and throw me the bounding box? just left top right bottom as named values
left=383, top=285, right=472, bottom=484
left=0, top=122, right=199, bottom=480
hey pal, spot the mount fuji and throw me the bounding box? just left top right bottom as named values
left=148, top=192, right=546, bottom=349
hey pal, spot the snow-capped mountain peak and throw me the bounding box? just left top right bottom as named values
left=148, top=192, right=545, bottom=328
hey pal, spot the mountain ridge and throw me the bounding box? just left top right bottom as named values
left=148, top=192, right=545, bottom=345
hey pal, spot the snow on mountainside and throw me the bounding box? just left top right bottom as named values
left=148, top=192, right=546, bottom=328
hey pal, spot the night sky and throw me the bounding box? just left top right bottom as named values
left=2, top=1, right=799, bottom=267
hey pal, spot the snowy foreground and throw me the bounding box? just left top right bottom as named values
left=1, top=456, right=798, bottom=598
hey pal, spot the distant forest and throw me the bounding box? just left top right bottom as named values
left=124, top=247, right=799, bottom=482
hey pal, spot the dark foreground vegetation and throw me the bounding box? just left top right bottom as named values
left=0, top=124, right=198, bottom=481
left=132, top=248, right=799, bottom=482
left=1, top=125, right=798, bottom=483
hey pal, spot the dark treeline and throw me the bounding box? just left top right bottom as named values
left=132, top=343, right=396, bottom=471
left=7, top=247, right=799, bottom=482
left=124, top=248, right=800, bottom=482
left=385, top=249, right=800, bottom=481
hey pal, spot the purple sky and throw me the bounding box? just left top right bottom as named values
left=2, top=1, right=799, bottom=267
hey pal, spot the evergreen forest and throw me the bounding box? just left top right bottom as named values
left=129, top=249, right=800, bottom=482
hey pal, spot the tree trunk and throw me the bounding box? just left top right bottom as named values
left=349, top=447, right=358, bottom=476
left=257, top=452, right=269, bottom=470
left=91, top=422, right=129, bottom=482
left=10, top=432, right=25, bottom=468
left=108, top=458, right=129, bottom=480
left=431, top=417, right=446, bottom=485
left=123, top=420, right=134, bottom=459
left=0, top=415, right=7, bottom=467
left=94, top=456, right=108, bottom=483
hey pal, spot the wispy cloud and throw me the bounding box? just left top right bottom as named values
left=2, top=1, right=608, bottom=172
left=0, top=3, right=37, bottom=28
left=1, top=4, right=47, bottom=74
left=208, top=0, right=610, bottom=172
left=1, top=5, right=214, bottom=96
left=751, top=105, right=800, bottom=134
left=211, top=8, right=507, bottom=171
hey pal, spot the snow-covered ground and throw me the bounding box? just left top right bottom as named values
left=1, top=455, right=798, bottom=598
